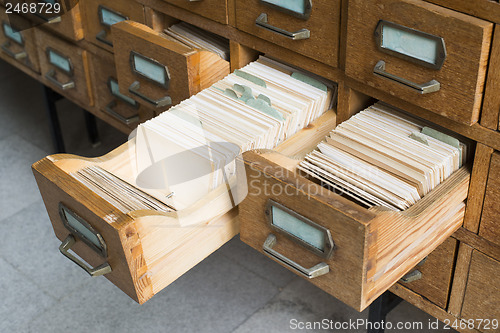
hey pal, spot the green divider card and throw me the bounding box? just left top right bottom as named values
left=234, top=70, right=267, bottom=88
left=246, top=98, right=284, bottom=121
left=409, top=132, right=429, bottom=146
left=233, top=84, right=254, bottom=102
left=421, top=126, right=462, bottom=162
left=291, top=72, right=328, bottom=92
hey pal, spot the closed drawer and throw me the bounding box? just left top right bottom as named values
left=240, top=113, right=470, bottom=311
left=111, top=20, right=229, bottom=112
left=395, top=237, right=457, bottom=309
left=161, top=0, right=228, bottom=24
left=479, top=152, right=500, bottom=248
left=81, top=0, right=145, bottom=52
left=24, top=0, right=84, bottom=41
left=0, top=11, right=39, bottom=72
left=35, top=28, right=92, bottom=106
left=345, top=0, right=493, bottom=126
left=461, top=251, right=500, bottom=329
left=235, top=0, right=341, bottom=67
left=89, top=50, right=155, bottom=134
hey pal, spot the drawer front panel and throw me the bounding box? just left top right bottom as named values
left=112, top=21, right=230, bottom=112
left=461, top=251, right=500, bottom=324
left=0, top=11, right=39, bottom=72
left=35, top=28, right=92, bottom=106
left=162, top=0, right=228, bottom=24
left=24, top=0, right=84, bottom=41
left=240, top=149, right=469, bottom=311
left=89, top=50, right=155, bottom=133
left=82, top=0, right=145, bottom=52
left=235, top=0, right=341, bottom=67
left=479, top=152, right=500, bottom=248
left=345, top=0, right=493, bottom=126
left=396, top=237, right=457, bottom=309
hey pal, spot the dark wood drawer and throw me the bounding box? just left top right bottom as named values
left=0, top=10, right=39, bottom=72
left=235, top=0, right=341, bottom=68
left=81, top=0, right=146, bottom=52
left=345, top=0, right=493, bottom=126
left=161, top=0, right=228, bottom=24
left=35, top=28, right=92, bottom=106
left=479, top=152, right=500, bottom=249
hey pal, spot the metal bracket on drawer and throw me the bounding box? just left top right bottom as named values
left=96, top=30, right=113, bottom=47
left=128, top=81, right=172, bottom=108
left=59, top=235, right=112, bottom=277
left=255, top=13, right=310, bottom=40
left=45, top=69, right=75, bottom=90
left=105, top=100, right=140, bottom=125
left=373, top=60, right=440, bottom=94
left=263, top=234, right=329, bottom=278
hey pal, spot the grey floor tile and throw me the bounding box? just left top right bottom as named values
left=0, top=257, right=57, bottom=332
left=234, top=277, right=369, bottom=333
left=219, top=236, right=296, bottom=288
left=0, top=200, right=91, bottom=300
left=388, top=301, right=457, bottom=333
left=0, top=134, right=49, bottom=220
left=26, top=250, right=280, bottom=333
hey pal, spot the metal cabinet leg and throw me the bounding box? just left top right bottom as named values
left=367, top=292, right=403, bottom=333
left=42, top=84, right=65, bottom=153
left=83, top=110, right=101, bottom=147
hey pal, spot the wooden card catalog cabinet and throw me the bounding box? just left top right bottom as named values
left=161, top=0, right=229, bottom=24
left=478, top=152, right=500, bottom=248
left=345, top=0, right=493, bottom=126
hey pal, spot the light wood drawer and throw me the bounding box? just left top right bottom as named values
left=30, top=112, right=336, bottom=303
left=161, top=0, right=228, bottom=24
left=23, top=0, right=84, bottom=41
left=89, top=50, right=155, bottom=134
left=240, top=114, right=469, bottom=311
left=81, top=0, right=145, bottom=52
left=461, top=251, right=500, bottom=329
left=111, top=20, right=230, bottom=112
left=345, top=0, right=493, bottom=126
left=479, top=152, right=500, bottom=248
left=35, top=28, right=92, bottom=106
left=396, top=237, right=457, bottom=309
left=234, top=0, right=341, bottom=67
left=0, top=11, right=39, bottom=72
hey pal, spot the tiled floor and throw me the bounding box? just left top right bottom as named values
left=0, top=59, right=456, bottom=332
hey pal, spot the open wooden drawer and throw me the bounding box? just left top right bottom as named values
left=239, top=108, right=470, bottom=311
left=32, top=110, right=337, bottom=304
left=111, top=20, right=230, bottom=112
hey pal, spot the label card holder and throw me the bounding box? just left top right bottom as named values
left=375, top=20, right=446, bottom=70
left=98, top=5, right=128, bottom=27
left=130, top=51, right=170, bottom=88
left=107, top=77, right=139, bottom=108
left=2, top=22, right=24, bottom=45
left=46, top=47, right=73, bottom=76
left=266, top=199, right=334, bottom=258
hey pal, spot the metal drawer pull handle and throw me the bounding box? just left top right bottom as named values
left=105, top=100, right=139, bottom=125
left=128, top=81, right=172, bottom=108
left=263, top=234, right=329, bottom=278
left=1, top=42, right=27, bottom=60
left=45, top=69, right=75, bottom=90
left=96, top=30, right=113, bottom=47
left=59, top=235, right=112, bottom=277
left=400, top=269, right=422, bottom=283
left=373, top=60, right=440, bottom=94
left=255, top=13, right=310, bottom=40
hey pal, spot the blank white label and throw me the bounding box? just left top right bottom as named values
left=382, top=24, right=439, bottom=66
left=262, top=0, right=306, bottom=16
left=271, top=205, right=325, bottom=251
left=48, top=49, right=71, bottom=73
left=133, top=54, right=166, bottom=86
left=100, top=7, right=127, bottom=27
left=3, top=23, right=23, bottom=45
